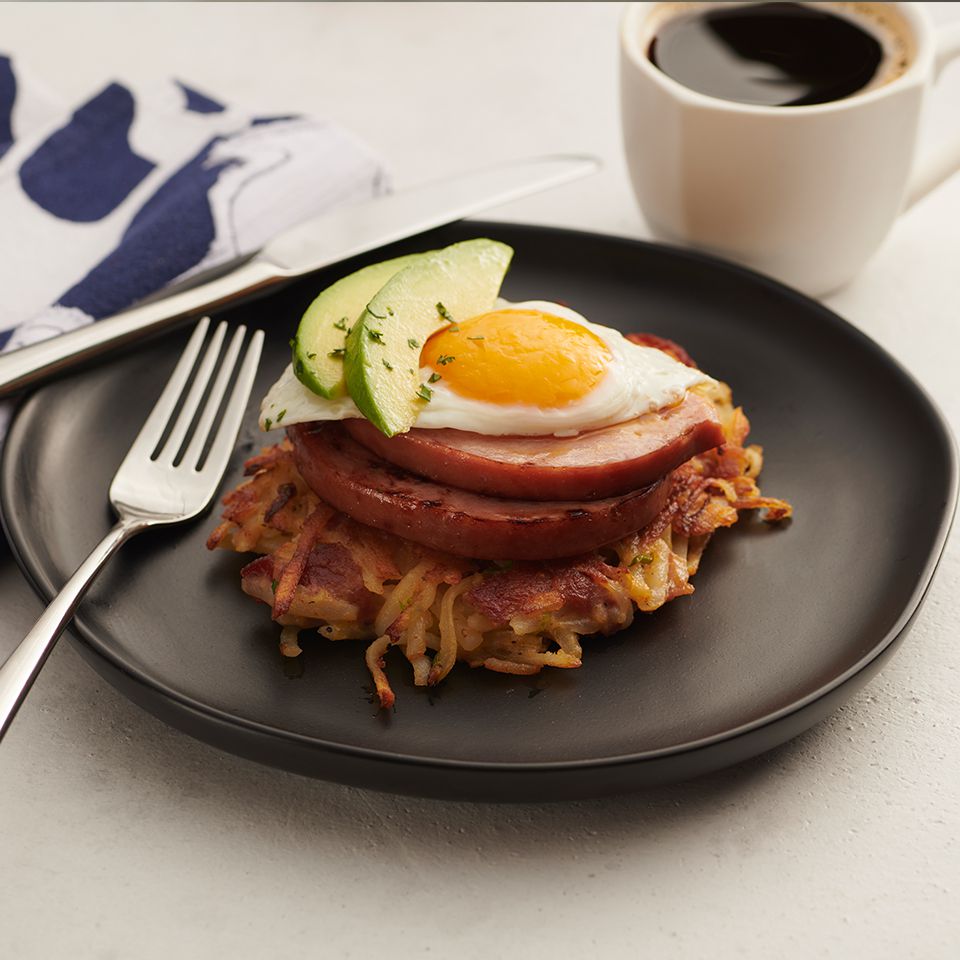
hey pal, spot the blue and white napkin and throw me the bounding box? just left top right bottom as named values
left=0, top=53, right=388, bottom=431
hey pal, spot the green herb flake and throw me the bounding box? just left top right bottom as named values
left=386, top=306, right=394, bottom=316
left=276, top=409, right=286, bottom=423
left=382, top=359, right=393, bottom=371
left=264, top=418, right=273, bottom=431
left=416, top=384, right=433, bottom=402
left=271, top=579, right=279, bottom=594
left=436, top=354, right=456, bottom=366
left=368, top=329, right=385, bottom=344
left=407, top=337, right=420, bottom=350
left=408, top=368, right=416, bottom=375
left=367, top=308, right=387, bottom=321
left=428, top=372, right=441, bottom=383
left=328, top=347, right=346, bottom=359
left=333, top=317, right=348, bottom=331
left=630, top=552, right=655, bottom=567
left=436, top=302, right=454, bottom=323
left=467, top=335, right=485, bottom=341
left=306, top=352, right=317, bottom=360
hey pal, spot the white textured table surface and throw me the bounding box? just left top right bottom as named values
left=1, top=3, right=958, bottom=958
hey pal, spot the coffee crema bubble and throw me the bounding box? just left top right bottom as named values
left=647, top=1, right=912, bottom=107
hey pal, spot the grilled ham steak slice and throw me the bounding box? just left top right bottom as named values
left=287, top=423, right=671, bottom=560
left=344, top=392, right=722, bottom=501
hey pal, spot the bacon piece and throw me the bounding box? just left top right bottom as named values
left=625, top=332, right=698, bottom=368
left=242, top=539, right=379, bottom=625
left=264, top=482, right=297, bottom=523
left=272, top=504, right=335, bottom=619
left=467, top=557, right=621, bottom=626
left=243, top=443, right=293, bottom=476
left=206, top=441, right=318, bottom=554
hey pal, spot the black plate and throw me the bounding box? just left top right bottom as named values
left=2, top=223, right=956, bottom=801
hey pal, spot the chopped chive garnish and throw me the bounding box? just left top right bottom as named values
left=448, top=323, right=460, bottom=333
left=436, top=354, right=456, bottom=365
left=328, top=347, right=346, bottom=358
left=387, top=306, right=394, bottom=316
left=264, top=418, right=273, bottom=431
left=382, top=359, right=393, bottom=371
left=408, top=368, right=416, bottom=375
left=368, top=329, right=385, bottom=344
left=334, top=317, right=348, bottom=331
left=416, top=384, right=433, bottom=402
left=271, top=579, right=278, bottom=594
left=436, top=302, right=454, bottom=323
left=367, top=309, right=387, bottom=320
left=428, top=372, right=441, bottom=383
left=467, top=335, right=485, bottom=341
left=276, top=409, right=286, bottom=423
left=306, top=352, right=316, bottom=360
left=407, top=337, right=420, bottom=350
left=630, top=552, right=654, bottom=567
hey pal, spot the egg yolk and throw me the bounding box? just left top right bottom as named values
left=421, top=309, right=611, bottom=407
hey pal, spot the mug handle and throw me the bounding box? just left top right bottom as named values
left=906, top=21, right=960, bottom=208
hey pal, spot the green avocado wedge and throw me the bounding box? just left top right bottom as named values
left=343, top=239, right=513, bottom=437
left=292, top=252, right=431, bottom=398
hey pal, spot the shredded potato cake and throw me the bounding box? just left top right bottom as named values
left=208, top=380, right=791, bottom=707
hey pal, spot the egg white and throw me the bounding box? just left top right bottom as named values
left=260, top=300, right=713, bottom=436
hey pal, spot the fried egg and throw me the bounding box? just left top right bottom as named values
left=260, top=300, right=713, bottom=436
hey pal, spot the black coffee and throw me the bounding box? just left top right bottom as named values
left=649, top=2, right=887, bottom=107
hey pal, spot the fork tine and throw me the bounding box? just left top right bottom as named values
left=180, top=325, right=247, bottom=471
left=200, top=329, right=264, bottom=481
left=155, top=320, right=228, bottom=463
left=125, top=318, right=210, bottom=460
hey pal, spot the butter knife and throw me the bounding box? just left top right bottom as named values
left=0, top=154, right=598, bottom=398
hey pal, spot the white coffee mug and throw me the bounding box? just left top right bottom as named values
left=620, top=2, right=960, bottom=296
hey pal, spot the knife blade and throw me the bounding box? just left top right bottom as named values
left=0, top=154, right=599, bottom=399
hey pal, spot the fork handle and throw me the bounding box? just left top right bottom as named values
left=0, top=518, right=146, bottom=741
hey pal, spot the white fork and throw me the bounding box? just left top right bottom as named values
left=0, top=318, right=264, bottom=740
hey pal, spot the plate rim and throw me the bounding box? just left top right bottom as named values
left=2, top=221, right=957, bottom=775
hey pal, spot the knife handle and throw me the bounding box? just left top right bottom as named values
left=0, top=259, right=286, bottom=399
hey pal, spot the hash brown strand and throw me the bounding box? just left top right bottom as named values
left=207, top=380, right=791, bottom=707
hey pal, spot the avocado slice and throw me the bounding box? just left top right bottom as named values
left=292, top=252, right=430, bottom=398
left=344, top=238, right=513, bottom=437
